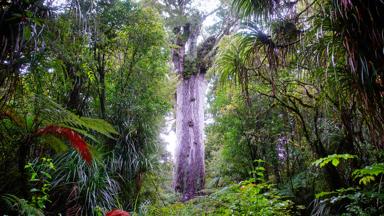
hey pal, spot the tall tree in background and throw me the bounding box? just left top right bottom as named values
left=173, top=1, right=206, bottom=201
left=156, top=0, right=219, bottom=200
left=156, top=0, right=235, bottom=200
left=0, top=0, right=49, bottom=107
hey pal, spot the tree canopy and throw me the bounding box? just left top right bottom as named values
left=1, top=0, right=384, bottom=215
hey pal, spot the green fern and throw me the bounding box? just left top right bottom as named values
left=34, top=95, right=118, bottom=142
left=312, top=154, right=356, bottom=168
left=353, top=163, right=384, bottom=185
left=2, top=194, right=44, bottom=216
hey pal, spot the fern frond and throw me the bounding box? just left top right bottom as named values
left=353, top=163, right=384, bottom=185
left=79, top=117, right=119, bottom=138
left=2, top=194, right=44, bottom=216
left=37, top=125, right=92, bottom=163
left=35, top=95, right=118, bottom=141
left=39, top=134, right=69, bottom=152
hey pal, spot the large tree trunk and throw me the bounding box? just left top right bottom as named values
left=171, top=20, right=208, bottom=201
left=174, top=73, right=206, bottom=201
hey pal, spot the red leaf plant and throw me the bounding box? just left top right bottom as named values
left=106, top=209, right=130, bottom=216
left=36, top=125, right=92, bottom=163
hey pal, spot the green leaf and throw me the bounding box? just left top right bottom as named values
left=353, top=163, right=384, bottom=185
left=359, top=176, right=375, bottom=185
left=30, top=188, right=40, bottom=193
left=40, top=171, right=52, bottom=179
left=23, top=26, right=31, bottom=40
left=312, top=154, right=356, bottom=168
left=31, top=173, right=37, bottom=180
left=332, top=159, right=340, bottom=167
left=39, top=135, right=68, bottom=153
left=26, top=11, right=33, bottom=18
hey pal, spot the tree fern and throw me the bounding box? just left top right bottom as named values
left=35, top=95, right=118, bottom=141
left=36, top=125, right=92, bottom=163
left=0, top=95, right=119, bottom=163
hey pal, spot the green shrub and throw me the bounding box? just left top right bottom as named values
left=143, top=162, right=297, bottom=215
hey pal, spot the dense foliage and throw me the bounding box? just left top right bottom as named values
left=1, top=0, right=383, bottom=215
left=0, top=0, right=172, bottom=215
left=204, top=0, right=384, bottom=215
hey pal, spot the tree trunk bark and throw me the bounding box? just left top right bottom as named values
left=66, top=64, right=83, bottom=115
left=99, top=71, right=106, bottom=119
left=174, top=73, right=206, bottom=201
left=171, top=12, right=218, bottom=201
